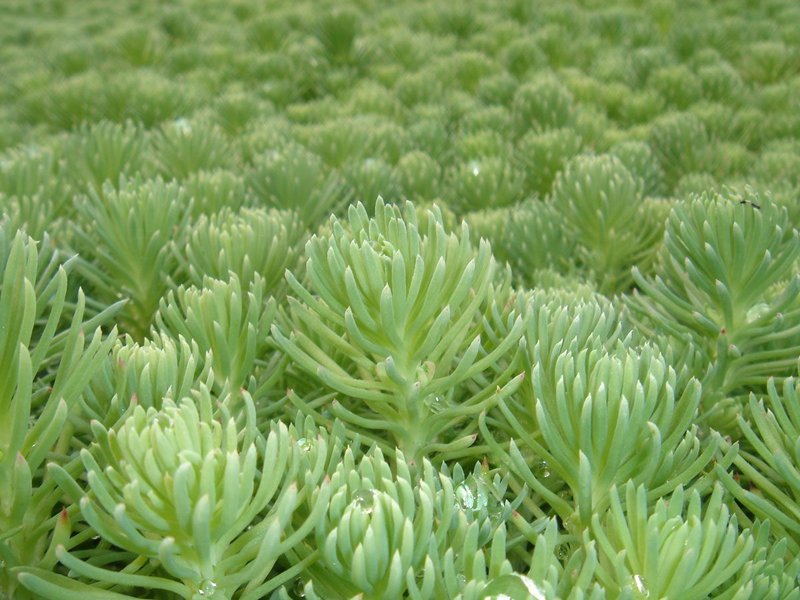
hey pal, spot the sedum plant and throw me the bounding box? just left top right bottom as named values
left=5, top=0, right=800, bottom=597
left=0, top=148, right=74, bottom=226
left=485, top=295, right=718, bottom=530
left=80, top=333, right=213, bottom=429
left=64, top=121, right=149, bottom=193
left=629, top=192, right=800, bottom=415
left=71, top=177, right=193, bottom=341
left=589, top=482, right=800, bottom=599
left=273, top=199, right=524, bottom=464
left=521, top=518, right=605, bottom=600
left=511, top=75, right=576, bottom=134
left=550, top=154, right=662, bottom=294
left=514, top=128, right=583, bottom=198
left=0, top=228, right=117, bottom=599
left=717, top=378, right=800, bottom=552
left=178, top=207, right=304, bottom=297
left=343, top=157, right=400, bottom=209
left=151, top=118, right=234, bottom=181
left=19, top=388, right=331, bottom=600
left=156, top=274, right=277, bottom=396
left=395, top=151, right=442, bottom=202
left=444, top=158, right=526, bottom=214
left=247, top=143, right=350, bottom=228
left=180, top=170, right=250, bottom=219
left=607, top=140, right=664, bottom=198
left=281, top=445, right=515, bottom=600
left=466, top=200, right=578, bottom=289
left=647, top=112, right=711, bottom=191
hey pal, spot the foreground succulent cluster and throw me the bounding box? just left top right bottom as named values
left=2, top=0, right=800, bottom=598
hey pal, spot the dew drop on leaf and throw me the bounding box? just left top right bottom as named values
left=534, top=460, right=551, bottom=478
left=297, top=437, right=313, bottom=453
left=488, top=503, right=504, bottom=525
left=474, top=484, right=489, bottom=511
left=455, top=484, right=475, bottom=510
left=424, top=395, right=446, bottom=414
left=197, top=580, right=217, bottom=596
left=291, top=578, right=306, bottom=598
left=351, top=489, right=375, bottom=513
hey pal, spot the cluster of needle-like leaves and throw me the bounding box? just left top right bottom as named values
left=2, top=0, right=800, bottom=598
left=273, top=199, right=524, bottom=465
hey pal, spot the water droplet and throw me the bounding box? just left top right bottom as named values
left=351, top=489, right=375, bottom=513
left=456, top=574, right=467, bottom=586
left=488, top=503, right=504, bottom=525
left=297, top=437, right=313, bottom=453
left=474, top=485, right=488, bottom=511
left=424, top=395, right=446, bottom=414
left=291, top=578, right=306, bottom=598
left=468, top=160, right=481, bottom=176
left=534, top=460, right=551, bottom=479
left=556, top=544, right=570, bottom=560
left=455, top=484, right=475, bottom=510
left=197, top=580, right=217, bottom=596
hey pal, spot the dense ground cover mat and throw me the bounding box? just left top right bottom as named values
left=1, top=0, right=800, bottom=598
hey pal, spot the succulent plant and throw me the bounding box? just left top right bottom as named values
left=71, top=177, right=192, bottom=340
left=282, top=446, right=515, bottom=599
left=550, top=154, right=662, bottom=293
left=629, top=193, right=800, bottom=412
left=247, top=143, right=351, bottom=228
left=151, top=118, right=234, bottom=181
left=21, top=389, right=330, bottom=600
left=179, top=207, right=304, bottom=296
left=273, top=199, right=524, bottom=464
left=0, top=227, right=118, bottom=600
left=4, top=0, right=800, bottom=597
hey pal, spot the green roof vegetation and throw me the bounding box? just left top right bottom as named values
left=2, top=0, right=800, bottom=598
